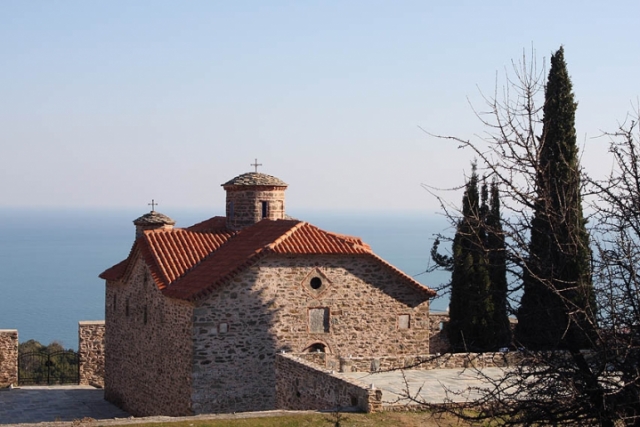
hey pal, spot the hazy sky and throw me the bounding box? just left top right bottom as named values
left=1, top=1, right=638, bottom=214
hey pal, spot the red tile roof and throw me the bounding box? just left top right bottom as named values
left=100, top=217, right=435, bottom=301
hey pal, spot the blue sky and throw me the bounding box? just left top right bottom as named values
left=1, top=1, right=638, bottom=214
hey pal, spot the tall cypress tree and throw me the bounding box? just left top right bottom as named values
left=447, top=166, right=488, bottom=351
left=432, top=167, right=511, bottom=351
left=515, top=47, right=595, bottom=350
left=486, top=180, right=511, bottom=348
left=432, top=165, right=510, bottom=351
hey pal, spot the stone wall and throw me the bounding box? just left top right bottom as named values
left=190, top=254, right=431, bottom=414
left=428, top=313, right=451, bottom=354
left=79, top=321, right=105, bottom=387
left=343, top=352, right=522, bottom=371
left=225, top=186, right=287, bottom=230
left=105, top=256, right=194, bottom=416
left=275, top=353, right=382, bottom=412
left=0, top=330, right=18, bottom=387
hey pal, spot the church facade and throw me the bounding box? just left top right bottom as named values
left=100, top=171, right=436, bottom=416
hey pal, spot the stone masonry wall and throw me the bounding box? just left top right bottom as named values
left=225, top=186, right=286, bottom=230
left=275, top=353, right=382, bottom=412
left=79, top=321, right=105, bottom=387
left=105, top=256, right=194, bottom=416
left=190, top=254, right=430, bottom=414
left=428, top=313, right=451, bottom=354
left=335, top=352, right=522, bottom=372
left=0, top=330, right=18, bottom=387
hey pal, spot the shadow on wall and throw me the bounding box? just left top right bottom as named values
left=190, top=268, right=283, bottom=414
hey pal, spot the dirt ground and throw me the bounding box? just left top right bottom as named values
left=4, top=411, right=482, bottom=427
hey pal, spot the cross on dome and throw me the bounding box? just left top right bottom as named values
left=148, top=199, right=158, bottom=212
left=250, top=158, right=263, bottom=173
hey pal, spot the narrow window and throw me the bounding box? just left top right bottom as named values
left=143, top=306, right=148, bottom=325
left=398, top=314, right=410, bottom=329
left=125, top=299, right=130, bottom=317
left=309, top=308, right=330, bottom=333
left=261, top=201, right=268, bottom=219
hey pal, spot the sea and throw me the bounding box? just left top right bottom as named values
left=0, top=208, right=452, bottom=350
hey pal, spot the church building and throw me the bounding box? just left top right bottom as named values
left=100, top=170, right=436, bottom=416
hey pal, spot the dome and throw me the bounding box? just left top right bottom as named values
left=222, top=172, right=288, bottom=187
left=222, top=172, right=288, bottom=231
left=133, top=211, right=176, bottom=226
left=133, top=211, right=176, bottom=238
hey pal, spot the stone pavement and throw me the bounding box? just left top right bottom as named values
left=342, top=367, right=510, bottom=409
left=0, top=386, right=129, bottom=426
left=0, top=369, right=509, bottom=425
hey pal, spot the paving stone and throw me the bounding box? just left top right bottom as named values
left=0, top=385, right=129, bottom=425
left=342, top=367, right=510, bottom=408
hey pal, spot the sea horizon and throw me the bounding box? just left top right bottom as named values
left=0, top=208, right=451, bottom=349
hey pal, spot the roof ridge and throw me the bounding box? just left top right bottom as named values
left=140, top=233, right=172, bottom=289
left=185, top=216, right=230, bottom=233
left=266, top=220, right=306, bottom=251
left=306, top=223, right=373, bottom=252
left=119, top=242, right=141, bottom=283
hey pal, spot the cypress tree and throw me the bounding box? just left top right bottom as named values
left=442, top=166, right=492, bottom=351
left=486, top=180, right=511, bottom=348
left=515, top=47, right=595, bottom=350
left=432, top=167, right=511, bottom=351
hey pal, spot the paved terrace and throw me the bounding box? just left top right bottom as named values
left=342, top=367, right=510, bottom=409
left=0, top=386, right=129, bottom=425
left=0, top=368, right=508, bottom=425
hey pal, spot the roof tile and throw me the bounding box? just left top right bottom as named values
left=100, top=217, right=435, bottom=301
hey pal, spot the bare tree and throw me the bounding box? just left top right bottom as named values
left=424, top=48, right=640, bottom=426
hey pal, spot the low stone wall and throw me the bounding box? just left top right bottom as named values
left=336, top=351, right=521, bottom=372
left=275, top=353, right=382, bottom=413
left=79, top=321, right=105, bottom=387
left=0, top=322, right=106, bottom=388
left=0, top=330, right=18, bottom=387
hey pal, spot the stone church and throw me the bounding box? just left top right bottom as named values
left=100, top=170, right=436, bottom=416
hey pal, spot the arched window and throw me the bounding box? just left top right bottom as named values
left=304, top=343, right=326, bottom=353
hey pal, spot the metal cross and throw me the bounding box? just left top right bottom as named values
left=251, top=158, right=262, bottom=173
left=148, top=199, right=158, bottom=211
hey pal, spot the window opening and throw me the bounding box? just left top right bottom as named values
left=310, top=277, right=322, bottom=289
left=398, top=314, right=410, bottom=329
left=309, top=308, right=330, bottom=333
left=305, top=342, right=326, bottom=353
left=125, top=299, right=130, bottom=317
left=143, top=306, right=148, bottom=324
left=261, top=201, right=268, bottom=219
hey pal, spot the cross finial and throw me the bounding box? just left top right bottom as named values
left=148, top=199, right=158, bottom=212
left=251, top=158, right=262, bottom=173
